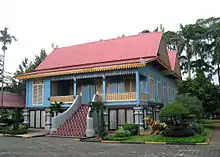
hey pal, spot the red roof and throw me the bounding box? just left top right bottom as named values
left=0, top=93, right=25, bottom=108
left=168, top=51, right=177, bottom=71
left=168, top=50, right=181, bottom=77
left=36, top=32, right=162, bottom=72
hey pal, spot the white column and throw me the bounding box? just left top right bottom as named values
left=45, top=109, right=52, bottom=131
left=86, top=108, right=95, bottom=137
left=133, top=106, right=144, bottom=134
left=146, top=106, right=153, bottom=129
left=103, top=110, right=108, bottom=131
left=23, top=109, right=29, bottom=125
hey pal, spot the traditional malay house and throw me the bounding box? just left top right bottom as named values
left=16, top=32, right=181, bottom=137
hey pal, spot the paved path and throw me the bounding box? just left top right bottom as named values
left=0, top=137, right=220, bottom=157
left=211, top=123, right=220, bottom=142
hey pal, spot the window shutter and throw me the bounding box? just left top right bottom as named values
left=32, top=79, right=44, bottom=105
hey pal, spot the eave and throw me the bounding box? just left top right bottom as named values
left=16, top=62, right=150, bottom=80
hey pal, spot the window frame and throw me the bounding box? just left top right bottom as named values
left=157, top=77, right=162, bottom=101
left=32, top=78, right=44, bottom=105
left=150, top=71, right=154, bottom=100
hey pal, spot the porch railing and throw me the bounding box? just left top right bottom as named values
left=50, top=95, right=74, bottom=103
left=106, top=92, right=136, bottom=102
left=140, top=93, right=148, bottom=101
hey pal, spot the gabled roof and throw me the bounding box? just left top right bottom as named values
left=36, top=32, right=162, bottom=72
left=16, top=32, right=181, bottom=79
left=168, top=51, right=182, bottom=77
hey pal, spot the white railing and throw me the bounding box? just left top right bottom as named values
left=86, top=94, right=97, bottom=137
left=50, top=95, right=82, bottom=132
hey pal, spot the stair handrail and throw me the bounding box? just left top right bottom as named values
left=51, top=95, right=82, bottom=132
left=85, top=93, right=97, bottom=137
left=87, top=93, right=97, bottom=118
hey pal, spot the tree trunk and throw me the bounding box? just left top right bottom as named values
left=218, top=63, right=220, bottom=85
left=1, top=49, right=5, bottom=108
left=97, top=110, right=100, bottom=137
left=188, top=58, right=191, bottom=79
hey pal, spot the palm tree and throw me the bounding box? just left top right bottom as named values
left=0, top=27, right=17, bottom=107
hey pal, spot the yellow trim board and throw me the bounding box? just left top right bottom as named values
left=16, top=58, right=172, bottom=80
left=16, top=62, right=149, bottom=80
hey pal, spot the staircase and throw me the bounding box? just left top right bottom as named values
left=51, top=104, right=89, bottom=138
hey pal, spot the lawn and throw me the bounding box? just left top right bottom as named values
left=105, top=128, right=212, bottom=143
left=200, top=119, right=220, bottom=124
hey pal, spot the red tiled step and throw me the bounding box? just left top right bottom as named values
left=50, top=104, right=89, bottom=138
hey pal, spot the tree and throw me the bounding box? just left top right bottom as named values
left=175, top=93, right=204, bottom=120
left=26, top=49, right=47, bottom=72
left=177, top=73, right=218, bottom=118
left=0, top=27, right=17, bottom=107
left=5, top=58, right=31, bottom=94
left=6, top=49, right=47, bottom=94
left=159, top=101, right=189, bottom=125
left=49, top=101, right=64, bottom=116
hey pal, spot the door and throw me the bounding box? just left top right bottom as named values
left=82, top=80, right=96, bottom=104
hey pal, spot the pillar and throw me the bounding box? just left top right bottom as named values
left=155, top=105, right=160, bottom=121
left=136, top=71, right=140, bottom=104
left=74, top=78, right=77, bottom=99
left=103, top=110, right=108, bottom=131
left=146, top=106, right=153, bottom=129
left=23, top=109, right=29, bottom=126
left=102, top=76, right=106, bottom=101
left=45, top=109, right=52, bottom=131
left=133, top=106, right=144, bottom=133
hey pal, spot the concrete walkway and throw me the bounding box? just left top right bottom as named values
left=15, top=131, right=49, bottom=138
left=210, top=123, right=220, bottom=143
left=0, top=130, right=49, bottom=138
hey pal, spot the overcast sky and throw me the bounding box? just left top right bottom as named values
left=0, top=0, right=220, bottom=80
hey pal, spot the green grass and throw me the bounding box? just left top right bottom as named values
left=82, top=137, right=101, bottom=142
left=200, top=119, right=220, bottom=124
left=201, top=123, right=213, bottom=129
left=105, top=128, right=212, bottom=143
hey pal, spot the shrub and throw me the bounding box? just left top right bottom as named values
left=175, top=94, right=204, bottom=120
left=190, top=122, right=204, bottom=134
left=116, top=128, right=131, bottom=137
left=162, top=127, right=194, bottom=137
left=159, top=101, right=189, bottom=124
left=0, top=123, right=28, bottom=135
left=122, top=123, right=139, bottom=135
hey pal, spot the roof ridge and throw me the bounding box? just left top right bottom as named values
left=55, top=32, right=163, bottom=50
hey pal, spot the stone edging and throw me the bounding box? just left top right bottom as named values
left=76, top=139, right=209, bottom=145
left=0, top=133, right=48, bottom=138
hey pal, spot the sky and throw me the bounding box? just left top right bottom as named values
left=0, top=0, right=220, bottom=81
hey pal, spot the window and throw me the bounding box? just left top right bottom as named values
left=150, top=71, right=154, bottom=99
left=163, top=81, right=167, bottom=104
left=157, top=77, right=162, bottom=101
left=124, top=76, right=136, bottom=92
left=126, top=109, right=134, bottom=124
left=168, top=84, right=171, bottom=102
left=32, top=78, right=44, bottom=105
left=95, top=79, right=103, bottom=94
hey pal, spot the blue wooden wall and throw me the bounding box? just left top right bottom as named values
left=26, top=79, right=32, bottom=107
left=25, top=78, right=52, bottom=107
left=139, top=65, right=177, bottom=105
left=43, top=78, right=51, bottom=106
left=25, top=65, right=177, bottom=108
